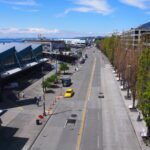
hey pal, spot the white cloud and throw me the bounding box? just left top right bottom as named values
left=0, top=27, right=102, bottom=38
left=64, top=0, right=113, bottom=15
left=0, top=28, right=60, bottom=38
left=120, top=0, right=150, bottom=9
left=0, top=0, right=37, bottom=6
left=12, top=6, right=39, bottom=12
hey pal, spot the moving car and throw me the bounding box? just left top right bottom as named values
left=64, top=88, right=74, bottom=98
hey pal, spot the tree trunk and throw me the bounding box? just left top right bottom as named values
left=127, top=84, right=130, bottom=99
left=132, top=91, right=136, bottom=108
left=147, top=126, right=150, bottom=137
left=123, top=80, right=126, bottom=89
left=119, top=73, right=121, bottom=81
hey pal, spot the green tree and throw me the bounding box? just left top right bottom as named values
left=65, top=45, right=71, bottom=51
left=60, top=63, right=69, bottom=74
left=42, top=79, right=51, bottom=92
left=137, top=48, right=150, bottom=136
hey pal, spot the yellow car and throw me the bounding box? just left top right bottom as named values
left=64, top=88, right=74, bottom=98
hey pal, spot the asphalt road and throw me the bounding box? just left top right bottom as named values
left=30, top=46, right=141, bottom=150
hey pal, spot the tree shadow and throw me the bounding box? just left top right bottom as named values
left=63, top=72, right=73, bottom=75
left=45, top=89, right=55, bottom=93
left=15, top=98, right=36, bottom=106
left=0, top=126, right=28, bottom=150
left=50, top=84, right=60, bottom=88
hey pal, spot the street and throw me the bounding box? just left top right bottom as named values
left=30, top=46, right=141, bottom=150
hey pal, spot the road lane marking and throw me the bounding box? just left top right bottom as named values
left=76, top=58, right=96, bottom=150
left=97, top=135, right=100, bottom=149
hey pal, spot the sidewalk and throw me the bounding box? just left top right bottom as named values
left=112, top=70, right=150, bottom=150
left=0, top=67, right=65, bottom=150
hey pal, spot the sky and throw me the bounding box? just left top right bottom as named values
left=0, top=0, right=149, bottom=38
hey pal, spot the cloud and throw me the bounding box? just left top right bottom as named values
left=120, top=0, right=150, bottom=9
left=12, top=6, right=39, bottom=12
left=0, top=27, right=102, bottom=38
left=0, top=28, right=60, bottom=38
left=0, top=0, right=37, bottom=6
left=63, top=0, right=113, bottom=15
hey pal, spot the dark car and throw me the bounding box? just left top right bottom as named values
left=79, top=58, right=85, bottom=64
left=62, top=78, right=72, bottom=87
left=85, top=54, right=88, bottom=58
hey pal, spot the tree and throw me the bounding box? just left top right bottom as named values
left=137, top=48, right=150, bottom=136
left=42, top=79, right=51, bottom=92
left=60, top=63, right=69, bottom=74
left=65, top=45, right=71, bottom=51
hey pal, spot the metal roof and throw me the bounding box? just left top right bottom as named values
left=31, top=43, right=41, bottom=50
left=14, top=43, right=31, bottom=52
left=0, top=43, right=42, bottom=54
left=0, top=43, right=15, bottom=53
left=137, top=22, right=150, bottom=29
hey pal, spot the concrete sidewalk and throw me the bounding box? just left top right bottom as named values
left=112, top=70, right=150, bottom=150
left=0, top=67, right=65, bottom=150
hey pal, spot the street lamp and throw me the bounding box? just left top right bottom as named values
left=42, top=66, right=46, bottom=116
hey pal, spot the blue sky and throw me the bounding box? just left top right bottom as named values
left=0, top=0, right=149, bottom=37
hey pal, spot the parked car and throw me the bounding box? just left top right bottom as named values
left=64, top=88, right=74, bottom=98
left=62, top=78, right=72, bottom=87
left=79, top=58, right=85, bottom=64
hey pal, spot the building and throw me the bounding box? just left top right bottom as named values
left=0, top=43, right=48, bottom=79
left=121, top=22, right=150, bottom=49
left=24, top=40, right=66, bottom=51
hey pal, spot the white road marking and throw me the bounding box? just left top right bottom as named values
left=97, top=135, right=100, bottom=149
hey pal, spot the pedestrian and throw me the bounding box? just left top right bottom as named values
left=17, top=92, right=20, bottom=99
left=22, top=92, right=25, bottom=98
left=137, top=111, right=141, bottom=121
left=34, top=97, right=38, bottom=106
left=39, top=96, right=42, bottom=102
left=37, top=99, right=40, bottom=107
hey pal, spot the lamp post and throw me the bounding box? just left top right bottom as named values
left=42, top=66, right=46, bottom=116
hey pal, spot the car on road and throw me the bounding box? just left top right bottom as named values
left=64, top=88, right=74, bottom=98
left=62, top=78, right=72, bottom=87
left=79, top=58, right=85, bottom=64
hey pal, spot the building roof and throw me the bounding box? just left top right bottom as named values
left=137, top=22, right=150, bottom=29
left=31, top=44, right=42, bottom=50
left=0, top=43, right=15, bottom=53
